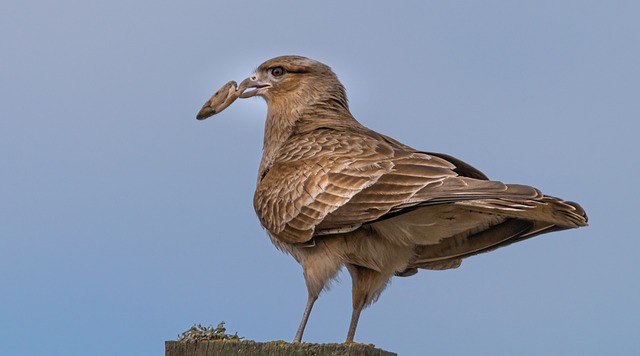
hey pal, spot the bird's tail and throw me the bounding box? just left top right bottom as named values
left=399, top=196, right=587, bottom=273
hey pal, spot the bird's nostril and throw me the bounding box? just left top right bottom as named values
left=251, top=75, right=257, bottom=81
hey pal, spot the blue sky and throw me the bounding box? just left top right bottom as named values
left=1, top=1, right=638, bottom=355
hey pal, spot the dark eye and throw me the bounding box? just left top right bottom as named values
left=271, top=66, right=285, bottom=77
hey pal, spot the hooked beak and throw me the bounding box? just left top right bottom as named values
left=238, top=74, right=272, bottom=98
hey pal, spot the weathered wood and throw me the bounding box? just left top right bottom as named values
left=165, top=341, right=397, bottom=356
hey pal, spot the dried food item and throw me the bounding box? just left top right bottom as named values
left=197, top=81, right=243, bottom=120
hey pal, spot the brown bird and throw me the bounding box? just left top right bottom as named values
left=197, top=55, right=588, bottom=343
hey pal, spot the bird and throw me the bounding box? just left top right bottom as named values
left=196, top=55, right=588, bottom=343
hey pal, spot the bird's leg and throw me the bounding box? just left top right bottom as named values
left=293, top=292, right=318, bottom=343
left=345, top=264, right=392, bottom=343
left=346, top=300, right=364, bottom=343
left=291, top=239, right=343, bottom=342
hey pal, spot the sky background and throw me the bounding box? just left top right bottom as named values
left=1, top=1, right=638, bottom=355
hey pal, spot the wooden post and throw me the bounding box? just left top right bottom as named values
left=165, top=341, right=397, bottom=356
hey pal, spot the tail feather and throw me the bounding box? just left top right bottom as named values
left=387, top=196, right=587, bottom=275
left=454, top=196, right=588, bottom=228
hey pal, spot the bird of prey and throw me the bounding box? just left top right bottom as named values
left=196, top=55, right=588, bottom=343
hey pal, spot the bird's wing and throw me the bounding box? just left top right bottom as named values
left=370, top=131, right=490, bottom=180
left=424, top=151, right=489, bottom=180
left=254, top=128, right=544, bottom=244
left=373, top=195, right=587, bottom=274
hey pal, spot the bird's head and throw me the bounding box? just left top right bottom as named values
left=196, top=56, right=352, bottom=123
left=238, top=55, right=349, bottom=112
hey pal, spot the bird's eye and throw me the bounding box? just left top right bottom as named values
left=271, top=66, right=285, bottom=77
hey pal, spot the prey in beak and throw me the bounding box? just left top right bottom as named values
left=196, top=74, right=271, bottom=120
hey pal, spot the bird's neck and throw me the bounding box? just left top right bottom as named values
left=256, top=96, right=360, bottom=182
left=257, top=101, right=300, bottom=181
